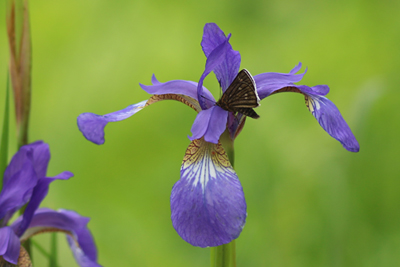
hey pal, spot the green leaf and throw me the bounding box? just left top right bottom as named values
left=0, top=74, right=10, bottom=189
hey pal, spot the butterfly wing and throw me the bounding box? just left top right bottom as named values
left=216, top=69, right=260, bottom=119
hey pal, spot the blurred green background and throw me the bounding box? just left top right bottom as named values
left=1, top=0, right=399, bottom=266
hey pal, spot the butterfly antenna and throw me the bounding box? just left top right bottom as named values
left=200, top=94, right=213, bottom=103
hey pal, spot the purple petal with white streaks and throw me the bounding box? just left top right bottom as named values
left=77, top=100, right=148, bottom=145
left=258, top=79, right=358, bottom=152
left=171, top=139, right=246, bottom=247
left=305, top=94, right=360, bottom=152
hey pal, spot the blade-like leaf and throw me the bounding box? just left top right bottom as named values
left=0, top=74, right=10, bottom=188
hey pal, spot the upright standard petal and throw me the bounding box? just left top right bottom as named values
left=77, top=100, right=148, bottom=145
left=189, top=106, right=228, bottom=144
left=197, top=38, right=230, bottom=110
left=27, top=141, right=50, bottom=179
left=201, top=23, right=241, bottom=91
left=14, top=172, right=74, bottom=237
left=0, top=159, right=37, bottom=222
left=2, top=141, right=49, bottom=185
left=305, top=94, right=360, bottom=152
left=12, top=208, right=101, bottom=267
left=171, top=139, right=247, bottom=247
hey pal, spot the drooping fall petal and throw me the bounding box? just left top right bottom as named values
left=12, top=208, right=101, bottom=267
left=305, top=94, right=360, bottom=152
left=171, top=139, right=246, bottom=247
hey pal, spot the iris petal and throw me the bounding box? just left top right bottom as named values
left=78, top=80, right=211, bottom=145
left=201, top=23, right=241, bottom=91
left=190, top=106, right=228, bottom=144
left=0, top=159, right=37, bottom=222
left=171, top=139, right=246, bottom=247
left=305, top=95, right=360, bottom=152
left=189, top=108, right=213, bottom=141
left=140, top=76, right=215, bottom=109
left=204, top=106, right=228, bottom=144
left=296, top=85, right=330, bottom=96
left=254, top=63, right=308, bottom=99
left=0, top=227, right=20, bottom=264
left=12, top=208, right=101, bottom=267
left=15, top=171, right=74, bottom=237
left=77, top=100, right=148, bottom=145
left=0, top=227, right=9, bottom=255
left=197, top=38, right=230, bottom=110
left=28, top=141, right=51, bottom=179
left=3, top=141, right=49, bottom=185
left=260, top=82, right=359, bottom=152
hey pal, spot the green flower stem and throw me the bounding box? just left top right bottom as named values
left=211, top=130, right=237, bottom=267
left=211, top=240, right=236, bottom=267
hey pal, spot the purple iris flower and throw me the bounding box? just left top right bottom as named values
left=0, top=141, right=101, bottom=266
left=77, top=23, right=359, bottom=248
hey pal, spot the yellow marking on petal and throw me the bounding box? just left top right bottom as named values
left=182, top=138, right=235, bottom=190
left=146, top=94, right=201, bottom=113
left=305, top=95, right=321, bottom=115
left=305, top=95, right=313, bottom=112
